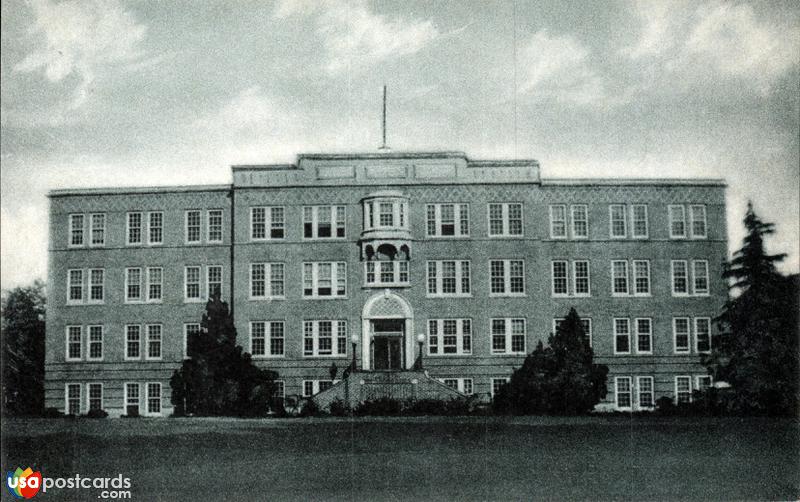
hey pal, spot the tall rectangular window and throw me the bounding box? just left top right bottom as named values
left=89, top=268, right=104, bottom=303
left=69, top=214, right=84, bottom=246
left=185, top=210, right=201, bottom=244
left=571, top=204, right=589, bottom=238
left=378, top=202, right=394, bottom=227
left=631, top=204, right=648, bottom=238
left=609, top=204, right=627, bottom=238
left=551, top=261, right=568, bottom=296
left=303, top=262, right=347, bottom=298
left=695, top=317, right=711, bottom=353
left=146, top=324, right=162, bottom=360
left=207, top=209, right=223, bottom=243
left=87, top=383, right=103, bottom=411
left=693, top=260, right=709, bottom=295
left=147, top=267, right=162, bottom=302
left=303, top=320, right=347, bottom=357
left=125, top=325, right=141, bottom=359
left=635, top=318, right=652, bottom=354
left=66, top=326, right=82, bottom=361
left=615, top=377, right=632, bottom=409
left=148, top=211, right=163, bottom=245
left=690, top=205, right=707, bottom=238
left=632, top=260, right=650, bottom=295
left=427, top=319, right=472, bottom=355
left=90, top=213, right=105, bottom=246
left=147, top=382, right=162, bottom=415
left=637, top=376, right=654, bottom=408
left=184, top=266, right=201, bottom=301
left=490, top=318, right=526, bottom=355
left=488, top=203, right=523, bottom=237
left=250, top=263, right=285, bottom=299
left=673, top=317, right=691, bottom=354
left=67, top=269, right=83, bottom=303
left=250, top=321, right=285, bottom=357
left=87, top=325, right=103, bottom=361
left=426, top=261, right=470, bottom=296
left=549, top=205, right=567, bottom=238
left=614, top=318, right=631, bottom=354
left=125, top=267, right=142, bottom=302
left=489, top=259, right=525, bottom=295
left=66, top=383, right=81, bottom=415
left=251, top=207, right=284, bottom=240
left=184, top=323, right=200, bottom=359
left=207, top=265, right=222, bottom=298
left=303, top=205, right=346, bottom=239
left=671, top=260, right=689, bottom=295
left=611, top=260, right=629, bottom=295
left=125, top=383, right=140, bottom=415
left=696, top=375, right=712, bottom=393
left=573, top=260, right=590, bottom=296
left=426, top=204, right=469, bottom=237
left=669, top=205, right=686, bottom=238
left=675, top=376, right=692, bottom=404
left=127, top=212, right=142, bottom=245
left=491, top=378, right=510, bottom=398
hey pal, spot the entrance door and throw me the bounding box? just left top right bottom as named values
left=372, top=319, right=404, bottom=370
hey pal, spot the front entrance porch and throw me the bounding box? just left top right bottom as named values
left=371, top=319, right=404, bottom=370
left=361, top=291, right=416, bottom=371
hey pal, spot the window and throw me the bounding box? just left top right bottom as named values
left=695, top=317, right=711, bottom=353
left=147, top=382, right=162, bottom=415
left=673, top=317, right=691, bottom=354
left=87, top=383, right=103, bottom=412
left=90, top=213, right=105, bottom=246
left=635, top=318, right=652, bottom=354
left=185, top=210, right=201, bottom=244
left=148, top=211, right=163, bottom=245
left=207, top=265, right=222, bottom=298
left=185, top=266, right=201, bottom=301
left=426, top=203, right=469, bottom=237
left=615, top=377, right=632, bottom=409
left=689, top=205, right=707, bottom=238
left=127, top=212, right=143, bottom=245
left=553, top=318, right=592, bottom=347
left=609, top=204, right=627, bottom=238
left=671, top=260, right=689, bottom=295
left=488, top=203, right=523, bottom=237
left=632, top=260, right=650, bottom=295
left=549, top=205, right=567, bottom=238
left=303, top=205, right=346, bottom=239
left=124, top=383, right=140, bottom=415
left=125, top=325, right=141, bottom=360
left=489, top=259, right=525, bottom=295
left=440, top=378, right=474, bottom=395
left=365, top=261, right=410, bottom=287
left=551, top=261, right=568, bottom=296
left=251, top=206, right=285, bottom=240
left=571, top=204, right=589, bottom=238
left=428, top=319, right=472, bottom=355
left=573, top=261, right=591, bottom=296
left=147, top=267, right=163, bottom=302
left=67, top=269, right=83, bottom=303
left=614, top=318, right=631, bottom=354
left=66, top=326, right=82, bottom=361
left=184, top=323, right=200, bottom=359
left=89, top=269, right=104, bottom=303
left=250, top=321, right=285, bottom=357
left=250, top=263, right=285, bottom=299
left=426, top=261, right=470, bottom=296
left=637, top=376, right=654, bottom=408
left=303, top=380, right=335, bottom=397
left=669, top=205, right=686, bottom=238
left=272, top=381, right=285, bottom=404
left=490, top=318, right=526, bottom=355
left=207, top=209, right=223, bottom=243
left=611, top=260, right=629, bottom=295
left=675, top=376, right=692, bottom=404
left=125, top=267, right=142, bottom=302
left=551, top=260, right=590, bottom=297
left=696, top=375, right=712, bottom=393
left=146, top=324, right=162, bottom=360
left=302, top=262, right=347, bottom=298
left=66, top=383, right=81, bottom=415
left=87, top=325, right=103, bottom=361
left=378, top=202, right=394, bottom=227
left=491, top=377, right=510, bottom=398
left=631, top=205, right=648, bottom=238
left=693, top=260, right=709, bottom=295
left=69, top=214, right=84, bottom=246
left=303, top=320, right=347, bottom=357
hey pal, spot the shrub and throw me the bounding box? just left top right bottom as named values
left=43, top=407, right=63, bottom=418
left=328, top=398, right=350, bottom=417
left=85, top=409, right=108, bottom=419
left=123, top=407, right=141, bottom=418
left=299, top=398, right=322, bottom=417
left=404, top=398, right=471, bottom=416
left=354, top=397, right=402, bottom=416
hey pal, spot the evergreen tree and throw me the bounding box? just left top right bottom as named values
left=705, top=202, right=798, bottom=416
left=494, top=308, right=608, bottom=415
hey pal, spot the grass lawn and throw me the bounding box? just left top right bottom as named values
left=2, top=416, right=798, bottom=501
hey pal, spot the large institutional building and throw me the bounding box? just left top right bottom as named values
left=46, top=151, right=727, bottom=416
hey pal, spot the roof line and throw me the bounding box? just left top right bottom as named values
left=48, top=184, right=232, bottom=197
left=541, top=178, right=726, bottom=187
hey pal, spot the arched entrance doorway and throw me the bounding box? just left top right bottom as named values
left=361, top=291, right=414, bottom=370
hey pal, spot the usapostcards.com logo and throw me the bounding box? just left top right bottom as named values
left=6, top=467, right=41, bottom=499
left=7, top=468, right=132, bottom=499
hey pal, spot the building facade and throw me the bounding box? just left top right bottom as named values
left=46, top=151, right=727, bottom=416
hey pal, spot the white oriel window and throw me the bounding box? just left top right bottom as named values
left=549, top=205, right=567, bottom=238
left=611, top=260, right=629, bottom=295
left=87, top=325, right=103, bottom=361
left=185, top=210, right=201, bottom=244
left=67, top=269, right=83, bottom=303
left=675, top=376, right=692, bottom=404
left=488, top=203, right=523, bottom=237
left=428, top=319, right=472, bottom=355
left=207, top=265, right=222, bottom=298
left=693, top=260, right=709, bottom=295
left=127, top=212, right=143, bottom=245
left=614, top=318, right=631, bottom=354
left=303, top=320, right=347, bottom=357
left=631, top=204, right=648, bottom=238
left=66, top=383, right=81, bottom=415
left=90, top=213, right=105, bottom=246
left=695, top=317, right=711, bottom=353
left=69, top=214, right=85, bottom=246
left=571, top=204, right=589, bottom=238
left=609, top=204, right=627, bottom=238
left=87, top=383, right=103, bottom=411
left=303, top=262, right=347, bottom=298
left=441, top=378, right=474, bottom=395
left=184, top=266, right=201, bottom=301
left=303, top=205, right=346, bottom=239
left=490, top=318, right=526, bottom=355
left=207, top=209, right=223, bottom=243
left=147, top=267, right=163, bottom=302
left=426, top=260, right=470, bottom=296
left=66, top=326, right=82, bottom=361
left=89, top=269, right=104, bottom=303
left=148, top=211, right=163, bottom=245
left=250, top=321, right=285, bottom=357
left=125, top=325, right=141, bottom=359
left=637, top=376, right=655, bottom=408
left=669, top=205, right=687, bottom=238
left=426, top=203, right=469, bottom=237
left=250, top=263, right=285, bottom=299
left=671, top=260, right=689, bottom=295
left=615, top=376, right=632, bottom=409
left=251, top=206, right=285, bottom=240
left=673, top=317, right=691, bottom=354
left=553, top=318, right=592, bottom=347
left=489, top=260, right=525, bottom=295
left=125, top=383, right=140, bottom=415
left=125, top=267, right=142, bottom=302
left=632, top=260, right=651, bottom=295
left=635, top=318, right=652, bottom=354
left=184, top=323, right=200, bottom=359
left=690, top=205, right=707, bottom=238
left=146, top=324, right=162, bottom=360
left=147, top=382, right=162, bottom=415
left=363, top=197, right=409, bottom=230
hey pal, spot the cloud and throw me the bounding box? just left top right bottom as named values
left=274, top=0, right=439, bottom=74
left=13, top=0, right=150, bottom=109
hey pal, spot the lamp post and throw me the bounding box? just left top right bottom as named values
left=416, top=333, right=425, bottom=370
left=350, top=334, right=359, bottom=372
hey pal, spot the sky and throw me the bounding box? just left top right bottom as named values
left=1, top=0, right=798, bottom=290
